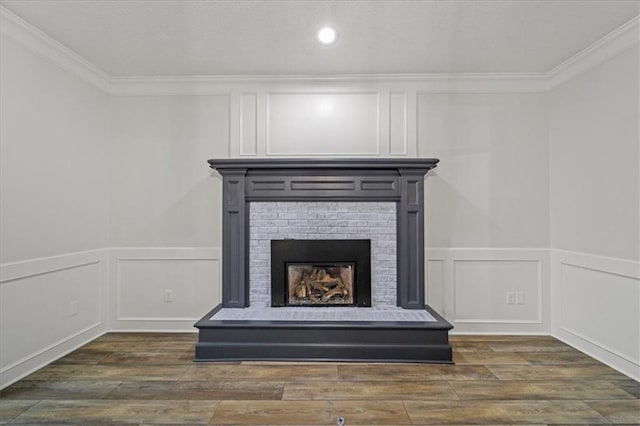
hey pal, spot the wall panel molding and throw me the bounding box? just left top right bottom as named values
left=240, top=93, right=258, bottom=156
left=453, top=259, right=543, bottom=324
left=0, top=249, right=106, bottom=284
left=111, top=247, right=221, bottom=331
left=0, top=249, right=109, bottom=389
left=389, top=92, right=408, bottom=155
left=550, top=249, right=640, bottom=381
left=265, top=91, right=381, bottom=157
left=426, top=248, right=550, bottom=334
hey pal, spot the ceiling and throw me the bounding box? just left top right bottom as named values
left=2, top=0, right=639, bottom=77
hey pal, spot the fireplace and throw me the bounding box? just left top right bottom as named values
left=195, top=158, right=453, bottom=364
left=271, top=239, right=371, bottom=307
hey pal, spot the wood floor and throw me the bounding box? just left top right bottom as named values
left=1, top=333, right=638, bottom=425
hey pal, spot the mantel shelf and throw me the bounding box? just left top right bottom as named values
left=208, top=157, right=439, bottom=172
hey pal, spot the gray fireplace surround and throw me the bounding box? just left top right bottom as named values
left=195, top=157, right=452, bottom=363
left=209, top=157, right=439, bottom=310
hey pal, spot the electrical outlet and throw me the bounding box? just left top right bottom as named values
left=506, top=292, right=516, bottom=305
left=515, top=292, right=524, bottom=305
left=70, top=300, right=79, bottom=316
left=164, top=289, right=173, bottom=303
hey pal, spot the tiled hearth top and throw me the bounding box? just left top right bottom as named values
left=210, top=306, right=437, bottom=322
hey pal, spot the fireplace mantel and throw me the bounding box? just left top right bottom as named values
left=208, top=157, right=438, bottom=309
left=208, top=158, right=439, bottom=171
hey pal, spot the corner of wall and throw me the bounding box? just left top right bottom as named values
left=0, top=5, right=112, bottom=93
left=546, top=17, right=640, bottom=381
left=0, top=249, right=110, bottom=389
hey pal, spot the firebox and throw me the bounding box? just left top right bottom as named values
left=271, top=239, right=371, bottom=307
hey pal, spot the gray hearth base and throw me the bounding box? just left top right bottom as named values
left=197, top=158, right=453, bottom=363
left=195, top=305, right=453, bottom=363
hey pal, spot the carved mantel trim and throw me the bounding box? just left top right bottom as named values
left=208, top=157, right=439, bottom=309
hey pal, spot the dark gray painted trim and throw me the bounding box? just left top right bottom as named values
left=209, top=158, right=438, bottom=309
left=209, top=158, right=439, bottom=171
left=397, top=170, right=427, bottom=309
left=194, top=305, right=453, bottom=363
left=220, top=170, right=249, bottom=307
left=246, top=174, right=400, bottom=201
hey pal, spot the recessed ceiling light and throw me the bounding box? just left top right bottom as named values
left=317, top=26, right=337, bottom=45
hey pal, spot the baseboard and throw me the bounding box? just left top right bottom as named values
left=553, top=327, right=639, bottom=382
left=0, top=248, right=110, bottom=389
left=550, top=249, right=639, bottom=381
left=0, top=323, right=106, bottom=389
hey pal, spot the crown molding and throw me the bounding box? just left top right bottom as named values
left=107, top=73, right=550, bottom=96
left=547, top=15, right=639, bottom=89
left=0, top=6, right=111, bottom=93
left=1, top=5, right=637, bottom=96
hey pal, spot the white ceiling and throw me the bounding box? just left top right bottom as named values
left=2, top=0, right=639, bottom=77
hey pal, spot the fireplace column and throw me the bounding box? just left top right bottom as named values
left=397, top=169, right=426, bottom=309
left=220, top=168, right=248, bottom=307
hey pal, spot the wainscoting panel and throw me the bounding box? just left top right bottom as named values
left=454, top=260, right=542, bottom=323
left=240, top=93, right=258, bottom=156
left=112, top=247, right=221, bottom=331
left=0, top=249, right=108, bottom=388
left=266, top=92, right=380, bottom=156
left=389, top=92, right=408, bottom=155
left=426, top=248, right=550, bottom=334
left=551, top=249, right=640, bottom=380
left=426, top=259, right=445, bottom=315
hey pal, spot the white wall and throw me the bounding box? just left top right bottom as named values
left=0, top=36, right=110, bottom=263
left=108, top=95, right=227, bottom=329
left=549, top=47, right=639, bottom=261
left=0, top=30, right=110, bottom=387
left=419, top=93, right=550, bottom=333
left=549, top=45, right=640, bottom=380
left=106, top=84, right=550, bottom=333
left=420, top=93, right=549, bottom=249
left=110, top=95, right=227, bottom=247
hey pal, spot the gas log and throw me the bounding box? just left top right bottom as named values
left=288, top=265, right=353, bottom=305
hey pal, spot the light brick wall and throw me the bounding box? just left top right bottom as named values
left=249, top=201, right=397, bottom=307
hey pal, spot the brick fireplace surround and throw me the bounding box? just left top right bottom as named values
left=195, top=158, right=453, bottom=363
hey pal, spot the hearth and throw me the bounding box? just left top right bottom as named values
left=271, top=239, right=371, bottom=307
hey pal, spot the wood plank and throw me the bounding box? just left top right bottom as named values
left=404, top=400, right=609, bottom=424
left=283, top=380, right=458, bottom=400
left=182, top=363, right=338, bottom=381
left=211, top=400, right=411, bottom=424
left=10, top=400, right=219, bottom=425
left=450, top=380, right=637, bottom=400
left=0, top=400, right=38, bottom=424
left=337, top=364, right=497, bottom=381
left=486, top=364, right=631, bottom=381
left=586, top=399, right=640, bottom=423
left=106, top=380, right=284, bottom=400
left=452, top=351, right=529, bottom=365
left=0, top=380, right=119, bottom=400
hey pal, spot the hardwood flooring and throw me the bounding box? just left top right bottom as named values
left=0, top=333, right=638, bottom=425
